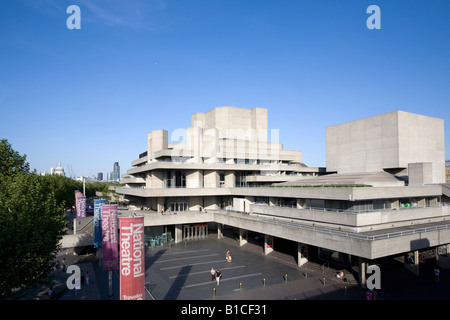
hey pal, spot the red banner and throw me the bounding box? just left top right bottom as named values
left=120, top=216, right=145, bottom=300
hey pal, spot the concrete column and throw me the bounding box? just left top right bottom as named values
left=297, top=243, right=308, bottom=266
left=391, top=199, right=399, bottom=208
left=186, top=170, right=203, bottom=188
left=358, top=257, right=366, bottom=288
left=264, top=235, right=274, bottom=255
left=405, top=251, right=420, bottom=275
left=217, top=223, right=223, bottom=239
left=204, top=170, right=219, bottom=188
left=174, top=224, right=183, bottom=243
left=239, top=229, right=248, bottom=246
left=225, top=171, right=236, bottom=188
left=157, top=197, right=165, bottom=213
left=269, top=197, right=277, bottom=206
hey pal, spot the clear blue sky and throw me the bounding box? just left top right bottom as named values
left=1, top=0, right=449, bottom=178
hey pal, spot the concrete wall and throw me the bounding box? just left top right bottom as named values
left=408, top=162, right=433, bottom=186
left=148, top=129, right=168, bottom=162
left=192, top=106, right=268, bottom=142
left=251, top=204, right=450, bottom=232
left=326, top=111, right=445, bottom=183
left=398, top=111, right=445, bottom=184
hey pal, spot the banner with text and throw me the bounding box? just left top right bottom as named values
left=119, top=215, right=145, bottom=300
left=94, top=199, right=105, bottom=248
left=74, top=191, right=81, bottom=218
left=76, top=195, right=86, bottom=219
left=102, top=204, right=118, bottom=271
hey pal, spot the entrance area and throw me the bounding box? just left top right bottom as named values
left=169, top=197, right=188, bottom=212
left=144, top=225, right=175, bottom=247
left=183, top=223, right=208, bottom=240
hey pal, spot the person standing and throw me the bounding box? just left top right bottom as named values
left=210, top=268, right=216, bottom=281
left=216, top=269, right=222, bottom=286
left=85, top=271, right=90, bottom=285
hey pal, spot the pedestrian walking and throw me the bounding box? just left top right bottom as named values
left=62, top=258, right=66, bottom=272
left=216, top=269, right=222, bottom=286
left=74, top=276, right=81, bottom=296
left=434, top=267, right=440, bottom=282
left=85, top=271, right=90, bottom=285
left=81, top=269, right=85, bottom=284
left=210, top=267, right=216, bottom=281
left=226, top=250, right=232, bottom=263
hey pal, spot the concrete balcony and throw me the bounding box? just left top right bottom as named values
left=125, top=161, right=322, bottom=175
left=116, top=186, right=232, bottom=198
left=121, top=177, right=146, bottom=184
left=250, top=203, right=450, bottom=233
left=116, top=184, right=445, bottom=203
left=131, top=155, right=148, bottom=167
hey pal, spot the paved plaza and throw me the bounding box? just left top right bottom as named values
left=25, top=235, right=450, bottom=302
left=145, top=238, right=348, bottom=300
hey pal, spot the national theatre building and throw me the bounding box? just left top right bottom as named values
left=116, top=106, right=450, bottom=284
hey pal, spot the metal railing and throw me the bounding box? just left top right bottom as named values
left=211, top=209, right=450, bottom=241
left=76, top=217, right=94, bottom=233
left=252, top=202, right=444, bottom=214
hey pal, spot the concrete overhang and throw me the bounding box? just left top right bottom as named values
left=61, top=209, right=450, bottom=260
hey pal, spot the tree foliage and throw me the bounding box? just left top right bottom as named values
left=0, top=139, right=66, bottom=298
left=0, top=139, right=118, bottom=298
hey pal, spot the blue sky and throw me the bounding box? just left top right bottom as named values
left=1, top=0, right=449, bottom=178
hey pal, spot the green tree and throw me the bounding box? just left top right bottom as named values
left=0, top=139, right=66, bottom=298
left=0, top=139, right=29, bottom=179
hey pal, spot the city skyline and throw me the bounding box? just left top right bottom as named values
left=1, top=0, right=449, bottom=177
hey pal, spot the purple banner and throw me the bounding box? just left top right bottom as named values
left=76, top=195, right=86, bottom=219
left=101, top=204, right=119, bottom=271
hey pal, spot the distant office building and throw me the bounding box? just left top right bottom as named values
left=114, top=162, right=120, bottom=177
left=98, top=172, right=103, bottom=181
left=111, top=162, right=120, bottom=181
left=110, top=171, right=119, bottom=181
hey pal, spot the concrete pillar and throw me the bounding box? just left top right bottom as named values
left=269, top=197, right=277, bottom=206
left=73, top=218, right=77, bottom=234
left=297, top=243, right=308, bottom=266
left=239, top=229, right=248, bottom=246
left=157, top=197, right=165, bottom=213
left=186, top=170, right=203, bottom=188
left=204, top=170, right=219, bottom=188
left=217, top=223, right=223, bottom=239
left=358, top=257, right=366, bottom=288
left=174, top=224, right=183, bottom=243
left=391, top=199, right=399, bottom=208
left=264, top=235, right=274, bottom=255
left=404, top=251, right=420, bottom=275
left=225, top=171, right=236, bottom=188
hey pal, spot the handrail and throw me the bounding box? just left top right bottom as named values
left=77, top=217, right=94, bottom=233
left=211, top=210, right=450, bottom=241
left=252, top=202, right=443, bottom=214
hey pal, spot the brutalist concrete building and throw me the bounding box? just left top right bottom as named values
left=116, top=107, right=450, bottom=284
